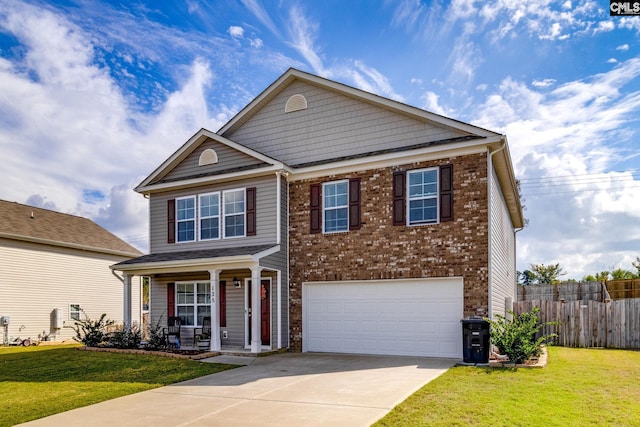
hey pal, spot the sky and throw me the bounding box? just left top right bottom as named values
left=0, top=0, right=639, bottom=280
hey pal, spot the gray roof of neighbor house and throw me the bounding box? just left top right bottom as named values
left=0, top=200, right=142, bottom=257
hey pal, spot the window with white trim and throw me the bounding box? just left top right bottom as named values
left=69, top=303, right=81, bottom=320
left=176, top=282, right=210, bottom=326
left=323, top=180, right=348, bottom=233
left=408, top=168, right=439, bottom=225
left=223, top=189, right=245, bottom=238
left=199, top=192, right=220, bottom=240
left=176, top=196, right=196, bottom=242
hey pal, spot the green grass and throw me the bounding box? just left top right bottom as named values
left=0, top=344, right=236, bottom=426
left=376, top=347, right=640, bottom=427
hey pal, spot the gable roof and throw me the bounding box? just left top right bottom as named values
left=0, top=200, right=142, bottom=258
left=135, top=128, right=284, bottom=194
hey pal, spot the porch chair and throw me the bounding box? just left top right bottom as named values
left=164, top=316, right=182, bottom=349
left=195, top=316, right=211, bottom=350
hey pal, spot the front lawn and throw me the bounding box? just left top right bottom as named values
left=0, top=344, right=235, bottom=426
left=376, top=346, right=640, bottom=426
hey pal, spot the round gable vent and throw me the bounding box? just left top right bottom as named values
left=198, top=148, right=218, bottom=166
left=285, top=94, right=307, bottom=113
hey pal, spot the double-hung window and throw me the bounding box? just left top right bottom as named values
left=408, top=168, right=439, bottom=225
left=223, top=189, right=245, bottom=238
left=176, top=282, right=210, bottom=326
left=323, top=180, right=348, bottom=233
left=199, top=193, right=220, bottom=240
left=176, top=196, right=196, bottom=242
left=69, top=304, right=81, bottom=320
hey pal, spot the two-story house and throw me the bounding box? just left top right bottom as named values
left=113, top=68, right=524, bottom=358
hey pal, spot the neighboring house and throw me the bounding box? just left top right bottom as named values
left=0, top=200, right=142, bottom=344
left=113, top=68, right=524, bottom=358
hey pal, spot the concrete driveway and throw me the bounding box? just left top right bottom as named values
left=21, top=353, right=456, bottom=427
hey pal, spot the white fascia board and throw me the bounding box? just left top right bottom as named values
left=0, top=232, right=141, bottom=259
left=136, top=128, right=283, bottom=192
left=289, top=136, right=500, bottom=182
left=253, top=244, right=281, bottom=261
left=137, top=164, right=289, bottom=194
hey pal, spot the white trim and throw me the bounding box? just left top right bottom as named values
left=276, top=269, right=282, bottom=349
left=322, top=180, right=349, bottom=234
left=198, top=192, right=221, bottom=241
left=222, top=188, right=246, bottom=239
left=406, top=167, right=439, bottom=226
left=69, top=303, right=81, bottom=320
left=276, top=172, right=281, bottom=245
left=175, top=196, right=196, bottom=243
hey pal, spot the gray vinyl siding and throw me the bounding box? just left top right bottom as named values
left=159, top=138, right=267, bottom=183
left=223, top=80, right=466, bottom=166
left=150, top=175, right=278, bottom=253
left=489, top=166, right=517, bottom=319
left=0, top=238, right=141, bottom=342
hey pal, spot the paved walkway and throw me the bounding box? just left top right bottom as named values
left=20, top=353, right=455, bottom=427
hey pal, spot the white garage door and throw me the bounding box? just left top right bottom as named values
left=303, top=278, right=463, bottom=358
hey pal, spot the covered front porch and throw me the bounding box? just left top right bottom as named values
left=111, top=245, right=288, bottom=354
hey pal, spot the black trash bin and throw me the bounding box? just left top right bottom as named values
left=461, top=318, right=490, bottom=363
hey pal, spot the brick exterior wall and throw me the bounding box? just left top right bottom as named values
left=288, top=152, right=489, bottom=352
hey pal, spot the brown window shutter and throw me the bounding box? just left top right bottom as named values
left=392, top=171, right=406, bottom=226
left=310, top=183, right=322, bottom=234
left=167, top=199, right=176, bottom=243
left=349, top=178, right=361, bottom=230
left=167, top=283, right=175, bottom=318
left=246, top=187, right=257, bottom=236
left=440, top=164, right=454, bottom=222
left=219, top=281, right=227, bottom=327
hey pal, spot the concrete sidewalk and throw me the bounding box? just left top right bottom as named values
left=20, top=353, right=455, bottom=427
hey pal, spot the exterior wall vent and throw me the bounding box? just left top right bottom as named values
left=198, top=148, right=218, bottom=166
left=285, top=94, right=307, bottom=113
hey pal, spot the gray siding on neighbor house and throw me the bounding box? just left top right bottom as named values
left=150, top=175, right=278, bottom=254
left=223, top=80, right=467, bottom=166
left=489, top=165, right=517, bottom=319
left=159, top=138, right=268, bottom=183
left=0, top=238, right=141, bottom=342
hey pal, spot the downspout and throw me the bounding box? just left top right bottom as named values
left=487, top=139, right=507, bottom=320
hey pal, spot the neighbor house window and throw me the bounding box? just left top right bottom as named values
left=176, top=196, right=196, bottom=242
left=323, top=180, right=349, bottom=233
left=69, top=304, right=81, bottom=320
left=199, top=192, right=220, bottom=240
left=408, top=168, right=439, bottom=225
left=223, top=189, right=245, bottom=238
left=176, top=282, right=210, bottom=326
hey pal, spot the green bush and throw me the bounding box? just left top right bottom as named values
left=72, top=312, right=115, bottom=347
left=109, top=323, right=143, bottom=349
left=486, top=307, right=557, bottom=364
left=144, top=316, right=167, bottom=351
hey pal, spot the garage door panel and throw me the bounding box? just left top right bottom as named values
left=303, top=278, right=463, bottom=358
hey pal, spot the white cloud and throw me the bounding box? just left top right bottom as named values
left=532, top=78, right=556, bottom=88
left=617, top=44, right=630, bottom=51
left=286, top=5, right=327, bottom=77
left=250, top=38, right=263, bottom=48
left=228, top=26, right=244, bottom=38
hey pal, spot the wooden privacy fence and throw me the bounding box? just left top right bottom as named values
left=513, top=299, right=640, bottom=349
left=606, top=279, right=640, bottom=300
left=517, top=282, right=609, bottom=302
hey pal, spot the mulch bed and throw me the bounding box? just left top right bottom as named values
left=78, top=346, right=220, bottom=360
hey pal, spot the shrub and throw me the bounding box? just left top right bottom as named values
left=109, top=323, right=143, bottom=349
left=144, top=316, right=167, bottom=351
left=486, top=307, right=557, bottom=364
left=73, top=312, right=115, bottom=347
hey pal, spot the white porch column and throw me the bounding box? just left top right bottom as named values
left=250, top=265, right=262, bottom=353
left=209, top=269, right=222, bottom=351
left=123, top=273, right=132, bottom=328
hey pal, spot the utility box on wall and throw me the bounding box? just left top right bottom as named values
left=52, top=308, right=63, bottom=329
left=1, top=316, right=9, bottom=326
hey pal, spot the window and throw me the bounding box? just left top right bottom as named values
left=323, top=181, right=349, bottom=233
left=408, top=168, right=439, bottom=225
left=199, top=193, right=220, bottom=240
left=223, top=189, right=245, bottom=238
left=69, top=304, right=81, bottom=320
left=176, top=197, right=195, bottom=242
left=176, top=282, right=210, bottom=326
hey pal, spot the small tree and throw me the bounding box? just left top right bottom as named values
left=73, top=312, right=115, bottom=347
left=144, top=315, right=167, bottom=351
left=595, top=271, right=610, bottom=284
left=610, top=268, right=637, bottom=280
left=518, top=270, right=534, bottom=285
left=632, top=257, right=640, bottom=277
left=529, top=263, right=566, bottom=284
left=486, top=307, right=556, bottom=364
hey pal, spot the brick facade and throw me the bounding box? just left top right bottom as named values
left=288, top=153, right=489, bottom=352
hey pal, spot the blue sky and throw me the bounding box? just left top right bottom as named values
left=1, top=0, right=639, bottom=279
